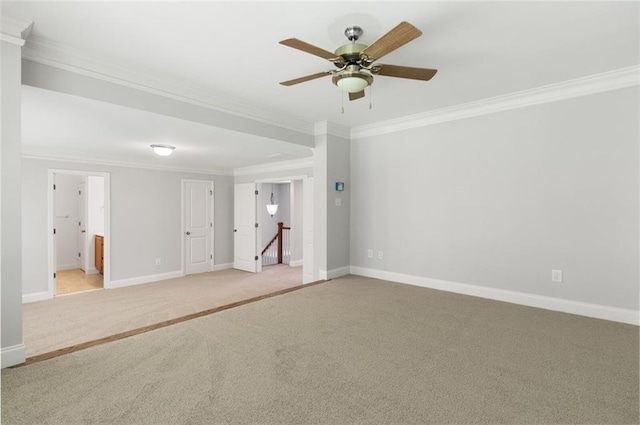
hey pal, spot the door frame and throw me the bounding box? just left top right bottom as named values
left=78, top=179, right=87, bottom=272
left=255, top=175, right=311, bottom=278
left=181, top=179, right=215, bottom=275
left=48, top=169, right=111, bottom=296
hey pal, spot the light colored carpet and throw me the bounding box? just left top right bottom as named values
left=2, top=276, right=639, bottom=425
left=23, top=265, right=302, bottom=357
left=55, top=268, right=103, bottom=296
left=4, top=275, right=638, bottom=424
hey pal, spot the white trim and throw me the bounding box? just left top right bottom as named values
left=234, top=157, right=313, bottom=177
left=24, top=151, right=233, bottom=176
left=0, top=16, right=33, bottom=46
left=56, top=263, right=80, bottom=271
left=85, top=267, right=99, bottom=275
left=213, top=262, right=234, bottom=271
left=22, top=291, right=53, bottom=304
left=314, top=121, right=351, bottom=139
left=350, top=266, right=640, bottom=326
left=109, top=270, right=183, bottom=289
left=319, top=270, right=328, bottom=280
left=289, top=260, right=303, bottom=267
left=351, top=65, right=640, bottom=139
left=1, top=344, right=26, bottom=368
left=22, top=36, right=314, bottom=137
left=0, top=33, right=26, bottom=46
left=327, top=266, right=350, bottom=279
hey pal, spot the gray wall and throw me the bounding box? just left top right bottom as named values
left=326, top=134, right=350, bottom=271
left=1, top=40, right=24, bottom=361
left=22, top=158, right=234, bottom=295
left=350, top=87, right=639, bottom=311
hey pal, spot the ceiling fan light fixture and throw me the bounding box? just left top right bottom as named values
left=336, top=76, right=369, bottom=93
left=150, top=144, right=175, bottom=156
left=332, top=67, right=373, bottom=93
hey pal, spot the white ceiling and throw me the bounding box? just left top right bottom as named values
left=21, top=85, right=312, bottom=173
left=4, top=1, right=639, bottom=170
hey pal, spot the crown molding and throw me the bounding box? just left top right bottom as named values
left=314, top=121, right=351, bottom=140
left=0, top=17, right=33, bottom=46
left=22, top=151, right=234, bottom=176
left=22, top=36, right=315, bottom=136
left=233, top=157, right=314, bottom=177
left=351, top=65, right=640, bottom=139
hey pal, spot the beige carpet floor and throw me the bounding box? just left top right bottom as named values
left=23, top=265, right=301, bottom=357
left=4, top=275, right=638, bottom=424
left=55, top=268, right=103, bottom=296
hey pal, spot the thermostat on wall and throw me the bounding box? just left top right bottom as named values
left=335, top=182, right=345, bottom=191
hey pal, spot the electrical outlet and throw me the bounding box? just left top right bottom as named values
left=552, top=269, right=562, bottom=283
left=378, top=251, right=383, bottom=260
left=367, top=249, right=373, bottom=258
left=335, top=198, right=342, bottom=207
left=155, top=258, right=162, bottom=266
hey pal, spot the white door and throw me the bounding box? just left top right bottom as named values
left=78, top=181, right=87, bottom=272
left=52, top=174, right=58, bottom=293
left=303, top=177, right=314, bottom=283
left=184, top=180, right=213, bottom=275
left=234, top=183, right=258, bottom=273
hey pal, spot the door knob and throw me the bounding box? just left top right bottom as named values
left=186, top=231, right=191, bottom=235
left=234, top=229, right=237, bottom=232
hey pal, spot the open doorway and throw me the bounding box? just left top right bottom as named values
left=260, top=182, right=293, bottom=267
left=233, top=176, right=313, bottom=282
left=49, top=170, right=110, bottom=297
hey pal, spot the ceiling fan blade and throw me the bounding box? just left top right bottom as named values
left=279, top=38, right=338, bottom=61
left=280, top=71, right=331, bottom=86
left=373, top=64, right=438, bottom=81
left=361, top=21, right=422, bottom=62
left=349, top=90, right=365, bottom=101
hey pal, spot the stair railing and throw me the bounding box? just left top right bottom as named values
left=261, top=222, right=291, bottom=266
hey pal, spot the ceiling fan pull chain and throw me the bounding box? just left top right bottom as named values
left=341, top=90, right=345, bottom=114
left=369, top=84, right=373, bottom=110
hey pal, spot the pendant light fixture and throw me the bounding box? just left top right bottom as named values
left=266, top=183, right=278, bottom=216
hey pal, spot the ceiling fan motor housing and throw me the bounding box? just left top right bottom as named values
left=344, top=26, right=363, bottom=42
left=334, top=43, right=367, bottom=63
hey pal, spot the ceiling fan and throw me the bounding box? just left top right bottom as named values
left=279, top=21, right=437, bottom=101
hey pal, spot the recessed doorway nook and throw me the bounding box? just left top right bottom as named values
left=254, top=175, right=313, bottom=284
left=47, top=169, right=111, bottom=297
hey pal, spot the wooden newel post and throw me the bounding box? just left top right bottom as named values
left=277, top=222, right=284, bottom=264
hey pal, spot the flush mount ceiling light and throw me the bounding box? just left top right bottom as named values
left=150, top=144, right=175, bottom=156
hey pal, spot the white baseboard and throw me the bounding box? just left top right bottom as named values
left=319, top=270, right=327, bottom=280
left=327, top=266, right=350, bottom=279
left=350, top=266, right=640, bottom=326
left=108, top=270, right=183, bottom=289
left=85, top=267, right=99, bottom=275
left=23, top=291, right=53, bottom=304
left=1, top=344, right=26, bottom=368
left=289, top=260, right=303, bottom=267
left=56, top=263, right=80, bottom=271
left=213, top=262, right=233, bottom=271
